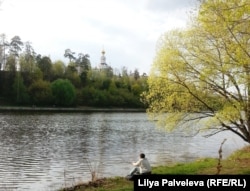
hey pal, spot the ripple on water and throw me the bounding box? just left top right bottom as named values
left=0, top=112, right=247, bottom=190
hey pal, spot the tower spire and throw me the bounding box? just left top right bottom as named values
left=100, top=48, right=106, bottom=64
left=99, top=47, right=108, bottom=69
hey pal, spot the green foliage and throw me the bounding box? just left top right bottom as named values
left=12, top=73, right=29, bottom=104
left=81, top=87, right=117, bottom=107
left=28, top=79, right=53, bottom=105
left=80, top=70, right=88, bottom=86
left=153, top=158, right=217, bottom=174
left=144, top=0, right=250, bottom=143
left=76, top=53, right=91, bottom=85
left=30, top=67, right=43, bottom=82
left=52, top=60, right=66, bottom=80
left=101, top=79, right=111, bottom=90
left=19, top=53, right=36, bottom=73
left=51, top=79, right=76, bottom=106
left=0, top=71, right=15, bottom=98
left=60, top=146, right=250, bottom=191
left=91, top=89, right=109, bottom=107
left=65, top=62, right=81, bottom=87
left=64, top=48, right=76, bottom=62
left=5, top=55, right=16, bottom=72
left=0, top=34, right=147, bottom=108
left=9, top=36, right=23, bottom=57
left=80, top=82, right=144, bottom=108
left=37, top=56, right=53, bottom=81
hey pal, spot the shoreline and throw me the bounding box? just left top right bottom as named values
left=0, top=106, right=146, bottom=112
left=61, top=146, right=250, bottom=191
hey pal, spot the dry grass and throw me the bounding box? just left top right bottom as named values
left=199, top=146, right=250, bottom=175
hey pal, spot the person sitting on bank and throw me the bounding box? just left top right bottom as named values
left=129, top=153, right=151, bottom=175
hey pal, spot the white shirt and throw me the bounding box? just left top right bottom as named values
left=133, top=158, right=151, bottom=174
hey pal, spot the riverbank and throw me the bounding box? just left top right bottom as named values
left=60, top=145, right=250, bottom=191
left=0, top=106, right=146, bottom=112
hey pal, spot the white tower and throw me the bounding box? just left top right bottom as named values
left=99, top=49, right=108, bottom=69
left=101, top=49, right=106, bottom=64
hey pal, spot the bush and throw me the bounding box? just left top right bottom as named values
left=51, top=79, right=76, bottom=106
left=28, top=79, right=53, bottom=105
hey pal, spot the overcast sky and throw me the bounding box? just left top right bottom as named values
left=0, top=0, right=198, bottom=74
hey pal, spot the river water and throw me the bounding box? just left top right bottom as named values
left=0, top=112, right=247, bottom=190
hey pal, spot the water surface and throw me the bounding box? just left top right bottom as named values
left=0, top=112, right=247, bottom=190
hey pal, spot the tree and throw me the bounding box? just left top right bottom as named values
left=133, top=69, right=140, bottom=80
left=37, top=56, right=52, bottom=81
left=12, top=73, right=29, bottom=104
left=0, top=33, right=9, bottom=70
left=64, top=48, right=76, bottom=63
left=9, top=36, right=23, bottom=71
left=143, top=0, right=250, bottom=144
left=5, top=55, right=16, bottom=71
left=51, top=79, right=76, bottom=106
left=121, top=66, right=128, bottom=77
left=65, top=62, right=81, bottom=87
left=76, top=53, right=91, bottom=85
left=76, top=53, right=90, bottom=70
left=52, top=60, right=65, bottom=80
left=22, top=41, right=36, bottom=72
left=28, top=67, right=43, bottom=83
left=28, top=79, right=53, bottom=105
left=9, top=36, right=23, bottom=70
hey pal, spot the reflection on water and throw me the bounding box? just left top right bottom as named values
left=0, top=112, right=247, bottom=190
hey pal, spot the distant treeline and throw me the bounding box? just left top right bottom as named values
left=0, top=35, right=148, bottom=108
left=0, top=69, right=148, bottom=107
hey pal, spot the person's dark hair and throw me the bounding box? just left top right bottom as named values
left=140, top=153, right=145, bottom=158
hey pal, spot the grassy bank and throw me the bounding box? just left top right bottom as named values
left=60, top=146, right=250, bottom=191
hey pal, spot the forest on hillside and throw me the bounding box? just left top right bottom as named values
left=0, top=34, right=148, bottom=108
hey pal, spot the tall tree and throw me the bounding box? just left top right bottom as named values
left=5, top=55, right=16, bottom=72
left=65, top=62, right=81, bottom=87
left=64, top=48, right=76, bottom=63
left=52, top=60, right=66, bottom=80
left=12, top=74, right=29, bottom=104
left=0, top=33, right=9, bottom=70
left=143, top=0, right=250, bottom=144
left=76, top=53, right=90, bottom=70
left=23, top=41, right=36, bottom=72
left=133, top=69, right=140, bottom=80
left=9, top=36, right=23, bottom=71
left=9, top=36, right=23, bottom=57
left=37, top=56, right=52, bottom=81
left=76, top=53, right=91, bottom=85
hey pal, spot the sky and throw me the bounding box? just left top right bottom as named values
left=0, top=0, right=198, bottom=74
